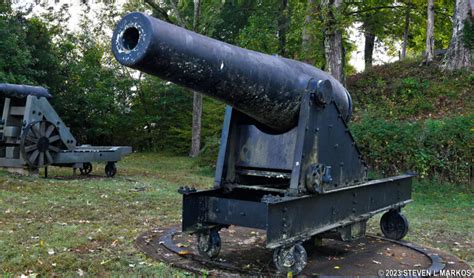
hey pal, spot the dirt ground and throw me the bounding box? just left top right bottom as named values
left=136, top=225, right=472, bottom=277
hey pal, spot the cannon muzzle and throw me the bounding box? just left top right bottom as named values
left=112, top=12, right=352, bottom=132
left=0, top=83, right=51, bottom=99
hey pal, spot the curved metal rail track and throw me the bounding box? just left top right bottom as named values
left=158, top=228, right=446, bottom=277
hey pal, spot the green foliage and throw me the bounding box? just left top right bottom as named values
left=0, top=6, right=135, bottom=146
left=400, top=0, right=454, bottom=53
left=348, top=59, right=472, bottom=184
left=351, top=0, right=455, bottom=57
left=237, top=2, right=279, bottom=54
left=351, top=114, right=472, bottom=184
left=0, top=11, right=58, bottom=84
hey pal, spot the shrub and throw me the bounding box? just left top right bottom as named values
left=351, top=114, right=473, bottom=184
left=193, top=113, right=472, bottom=185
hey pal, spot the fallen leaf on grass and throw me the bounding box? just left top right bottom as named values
left=101, top=259, right=112, bottom=265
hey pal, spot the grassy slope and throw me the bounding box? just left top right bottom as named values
left=1, top=153, right=473, bottom=276
left=347, top=58, right=473, bottom=121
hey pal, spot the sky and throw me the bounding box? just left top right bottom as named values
left=12, top=0, right=397, bottom=72
left=348, top=23, right=399, bottom=72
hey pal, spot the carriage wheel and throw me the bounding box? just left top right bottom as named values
left=273, top=243, right=307, bottom=275
left=105, top=162, right=117, bottom=177
left=80, top=162, right=93, bottom=175
left=20, top=120, right=62, bottom=168
left=197, top=228, right=221, bottom=259
left=380, top=209, right=409, bottom=240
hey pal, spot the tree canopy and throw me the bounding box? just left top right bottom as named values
left=0, top=0, right=470, bottom=156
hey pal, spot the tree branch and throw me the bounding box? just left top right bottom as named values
left=143, top=0, right=173, bottom=24
left=346, top=5, right=404, bottom=16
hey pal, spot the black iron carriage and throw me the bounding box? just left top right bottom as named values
left=112, top=12, right=412, bottom=274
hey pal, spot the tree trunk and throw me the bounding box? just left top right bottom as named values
left=135, top=73, right=153, bottom=149
left=278, top=0, right=289, bottom=56
left=190, top=0, right=203, bottom=157
left=364, top=31, right=375, bottom=69
left=190, top=91, right=202, bottom=157
left=442, top=0, right=472, bottom=70
left=322, top=0, right=344, bottom=83
left=302, top=0, right=316, bottom=64
left=425, top=0, right=435, bottom=63
left=401, top=9, right=410, bottom=59
left=192, top=0, right=201, bottom=32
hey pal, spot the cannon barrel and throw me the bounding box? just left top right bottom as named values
left=0, top=83, right=51, bottom=99
left=112, top=12, right=352, bottom=132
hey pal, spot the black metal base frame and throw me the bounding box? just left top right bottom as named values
left=183, top=174, right=412, bottom=249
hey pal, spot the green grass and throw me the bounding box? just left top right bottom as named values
left=1, top=153, right=472, bottom=276
left=367, top=180, right=474, bottom=266
left=347, top=58, right=473, bottom=122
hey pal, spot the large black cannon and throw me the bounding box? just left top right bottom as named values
left=112, top=12, right=352, bottom=133
left=112, top=12, right=413, bottom=274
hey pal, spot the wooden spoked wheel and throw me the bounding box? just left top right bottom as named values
left=20, top=120, right=62, bottom=168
